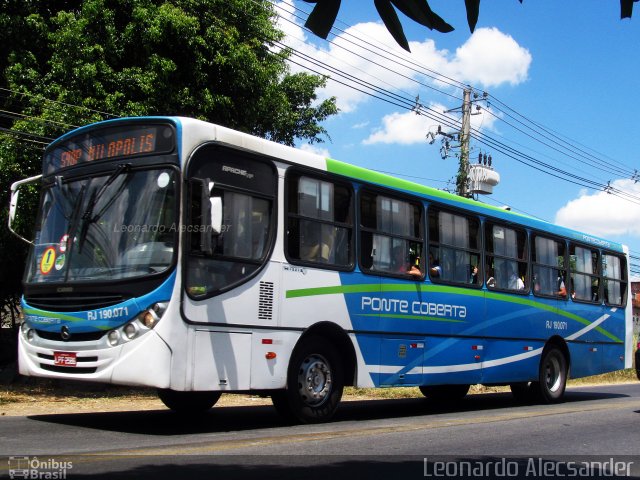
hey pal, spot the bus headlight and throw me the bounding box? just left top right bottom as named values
left=123, top=323, right=137, bottom=339
left=26, top=329, right=35, bottom=342
left=107, top=330, right=120, bottom=346
left=105, top=302, right=169, bottom=347
left=139, top=302, right=168, bottom=329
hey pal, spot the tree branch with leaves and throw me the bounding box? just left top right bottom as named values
left=302, top=0, right=637, bottom=52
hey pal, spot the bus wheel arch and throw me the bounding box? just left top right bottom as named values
left=535, top=337, right=570, bottom=404
left=272, top=322, right=353, bottom=423
left=299, top=322, right=356, bottom=386
left=510, top=336, right=571, bottom=404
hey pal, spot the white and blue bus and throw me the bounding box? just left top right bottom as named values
left=9, top=117, right=633, bottom=423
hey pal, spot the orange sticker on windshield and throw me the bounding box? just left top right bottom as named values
left=40, top=247, right=56, bottom=274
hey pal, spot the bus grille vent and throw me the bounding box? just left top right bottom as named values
left=258, top=282, right=274, bottom=321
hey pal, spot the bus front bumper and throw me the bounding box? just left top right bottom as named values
left=18, top=328, right=171, bottom=388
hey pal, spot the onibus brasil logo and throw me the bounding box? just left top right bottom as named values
left=8, top=456, right=73, bottom=479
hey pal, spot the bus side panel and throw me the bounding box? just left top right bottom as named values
left=480, top=340, right=544, bottom=384
left=422, top=337, right=484, bottom=386
left=191, top=330, right=251, bottom=391
left=379, top=337, right=424, bottom=386
left=340, top=274, right=486, bottom=387
left=281, top=267, right=356, bottom=331
left=182, top=267, right=282, bottom=328
left=567, top=342, right=602, bottom=378
left=565, top=304, right=626, bottom=378
left=600, top=343, right=626, bottom=375
left=249, top=330, right=301, bottom=390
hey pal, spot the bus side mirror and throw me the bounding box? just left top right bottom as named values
left=8, top=174, right=42, bottom=245
left=197, top=179, right=223, bottom=255
left=9, top=188, right=19, bottom=224
left=209, top=196, right=222, bottom=235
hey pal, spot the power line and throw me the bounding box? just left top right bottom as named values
left=0, top=87, right=117, bottom=120
left=272, top=1, right=640, bottom=206
left=270, top=0, right=640, bottom=200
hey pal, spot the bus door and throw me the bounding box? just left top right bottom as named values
left=183, top=144, right=278, bottom=390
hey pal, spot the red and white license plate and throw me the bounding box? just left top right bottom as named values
left=54, top=352, right=77, bottom=367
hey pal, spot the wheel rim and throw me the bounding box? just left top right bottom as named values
left=297, top=353, right=332, bottom=406
left=544, top=355, right=562, bottom=393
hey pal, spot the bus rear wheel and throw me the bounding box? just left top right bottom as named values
left=271, top=336, right=344, bottom=424
left=419, top=384, right=470, bottom=401
left=157, top=389, right=221, bottom=414
left=534, top=346, right=568, bottom=403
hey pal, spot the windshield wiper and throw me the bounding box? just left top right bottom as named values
left=78, top=163, right=131, bottom=253
left=83, top=164, right=131, bottom=222
left=63, top=183, right=87, bottom=276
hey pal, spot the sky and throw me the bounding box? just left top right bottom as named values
left=272, top=0, right=640, bottom=279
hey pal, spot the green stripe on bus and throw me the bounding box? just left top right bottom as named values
left=285, top=283, right=621, bottom=342
left=325, top=158, right=529, bottom=218
left=24, top=307, right=85, bottom=323
left=23, top=307, right=112, bottom=330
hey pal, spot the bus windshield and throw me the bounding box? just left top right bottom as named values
left=25, top=166, right=178, bottom=284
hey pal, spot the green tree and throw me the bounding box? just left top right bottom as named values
left=0, top=0, right=337, bottom=333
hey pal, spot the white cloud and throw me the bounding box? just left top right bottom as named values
left=363, top=111, right=434, bottom=145
left=299, top=142, right=331, bottom=158
left=275, top=3, right=532, bottom=113
left=363, top=103, right=498, bottom=145
left=449, top=28, right=531, bottom=87
left=554, top=179, right=640, bottom=239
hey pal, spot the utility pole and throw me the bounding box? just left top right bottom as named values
left=433, top=88, right=497, bottom=197
left=456, top=87, right=472, bottom=197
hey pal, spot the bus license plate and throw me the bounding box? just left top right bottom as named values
left=54, top=352, right=77, bottom=367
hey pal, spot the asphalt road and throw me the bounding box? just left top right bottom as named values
left=1, top=383, right=639, bottom=479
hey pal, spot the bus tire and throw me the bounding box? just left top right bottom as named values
left=419, top=384, right=470, bottom=401
left=157, top=389, right=221, bottom=414
left=535, top=346, right=568, bottom=404
left=271, top=335, right=343, bottom=424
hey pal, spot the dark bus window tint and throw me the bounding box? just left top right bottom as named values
left=532, top=235, right=567, bottom=299
left=485, top=223, right=528, bottom=292
left=360, top=191, right=423, bottom=279
left=569, top=245, right=600, bottom=303
left=428, top=209, right=481, bottom=286
left=286, top=173, right=353, bottom=268
left=602, top=253, right=627, bottom=306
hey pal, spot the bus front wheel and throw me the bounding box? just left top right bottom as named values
left=157, top=389, right=221, bottom=414
left=271, top=335, right=344, bottom=424
left=534, top=346, right=568, bottom=404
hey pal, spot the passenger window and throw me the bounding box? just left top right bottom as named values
left=532, top=235, right=567, bottom=299
left=602, top=253, right=627, bottom=306
left=569, top=245, right=600, bottom=303
left=485, top=223, right=528, bottom=292
left=360, top=191, right=423, bottom=278
left=286, top=173, right=353, bottom=268
left=428, top=209, right=481, bottom=286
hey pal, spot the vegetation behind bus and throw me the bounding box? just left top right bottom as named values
left=0, top=0, right=339, bottom=367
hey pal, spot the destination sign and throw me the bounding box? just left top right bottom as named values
left=44, top=123, right=175, bottom=174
